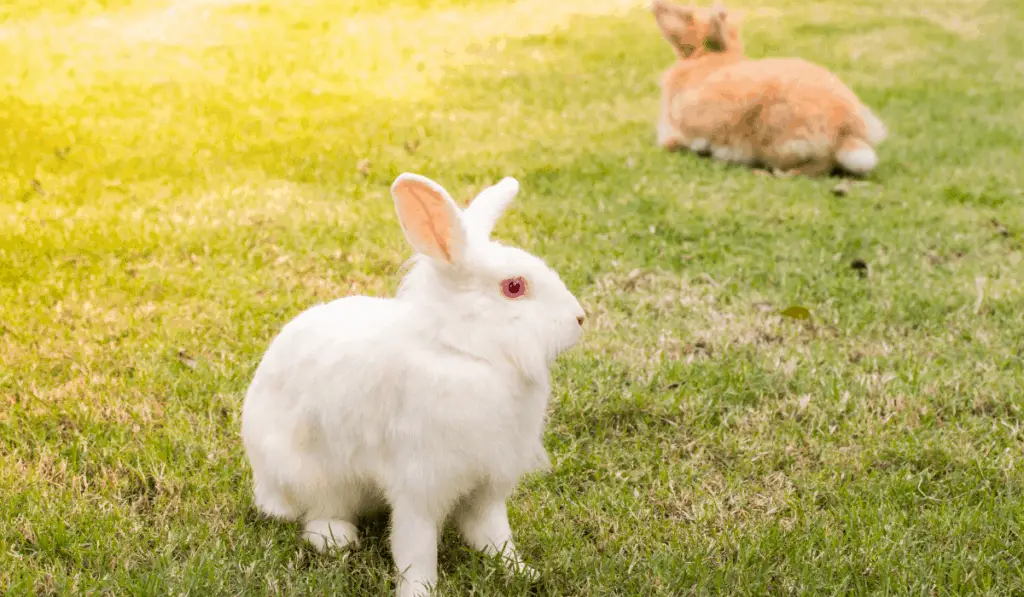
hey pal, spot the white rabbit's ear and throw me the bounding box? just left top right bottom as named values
left=391, top=173, right=466, bottom=265
left=463, top=177, right=519, bottom=241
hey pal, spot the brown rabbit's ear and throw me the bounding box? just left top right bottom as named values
left=709, top=5, right=728, bottom=28
left=707, top=5, right=731, bottom=50
left=652, top=0, right=697, bottom=56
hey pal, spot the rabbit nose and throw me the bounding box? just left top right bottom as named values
left=576, top=314, right=586, bottom=327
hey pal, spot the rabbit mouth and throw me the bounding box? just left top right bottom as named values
left=558, top=323, right=585, bottom=354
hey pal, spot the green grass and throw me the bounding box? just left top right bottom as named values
left=2, top=0, right=1023, bottom=594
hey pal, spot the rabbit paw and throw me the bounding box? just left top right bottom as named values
left=302, top=519, right=359, bottom=552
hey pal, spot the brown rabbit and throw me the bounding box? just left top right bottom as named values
left=652, top=1, right=887, bottom=176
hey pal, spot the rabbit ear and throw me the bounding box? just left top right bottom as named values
left=463, top=177, right=519, bottom=241
left=652, top=0, right=696, bottom=54
left=710, top=4, right=728, bottom=29
left=707, top=4, right=734, bottom=51
left=391, top=173, right=466, bottom=265
left=652, top=0, right=694, bottom=23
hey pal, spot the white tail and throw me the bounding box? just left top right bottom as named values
left=859, top=106, right=887, bottom=146
left=836, top=137, right=878, bottom=175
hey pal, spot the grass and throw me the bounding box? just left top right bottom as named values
left=1, top=0, right=1023, bottom=594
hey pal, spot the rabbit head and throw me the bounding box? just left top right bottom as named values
left=390, top=173, right=585, bottom=381
left=652, top=1, right=742, bottom=58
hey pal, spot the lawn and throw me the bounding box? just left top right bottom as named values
left=1, top=0, right=1023, bottom=595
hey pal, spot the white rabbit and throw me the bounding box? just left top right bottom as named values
left=241, top=172, right=586, bottom=597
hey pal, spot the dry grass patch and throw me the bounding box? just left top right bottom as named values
left=582, top=268, right=806, bottom=370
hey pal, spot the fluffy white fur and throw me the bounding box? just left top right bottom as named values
left=241, top=173, right=585, bottom=597
left=860, top=106, right=889, bottom=146
left=836, top=140, right=879, bottom=175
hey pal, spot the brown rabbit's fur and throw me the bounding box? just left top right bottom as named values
left=652, top=1, right=887, bottom=176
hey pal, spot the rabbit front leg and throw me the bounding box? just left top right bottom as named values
left=456, top=485, right=537, bottom=581
left=391, top=500, right=441, bottom=597
left=656, top=116, right=687, bottom=150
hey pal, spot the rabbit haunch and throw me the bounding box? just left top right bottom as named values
left=241, top=173, right=585, bottom=597
left=652, top=1, right=887, bottom=176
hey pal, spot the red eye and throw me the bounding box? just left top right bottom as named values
left=501, top=277, right=527, bottom=299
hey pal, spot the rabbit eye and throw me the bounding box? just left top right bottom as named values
left=501, top=277, right=527, bottom=299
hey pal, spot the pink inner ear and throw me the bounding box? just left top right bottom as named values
left=394, top=181, right=454, bottom=263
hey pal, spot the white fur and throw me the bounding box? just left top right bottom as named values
left=836, top=144, right=878, bottom=174
left=688, top=137, right=710, bottom=153
left=241, top=173, right=584, bottom=597
left=777, top=139, right=815, bottom=163
left=860, top=106, right=888, bottom=146
left=711, top=144, right=753, bottom=165
left=656, top=118, right=678, bottom=147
